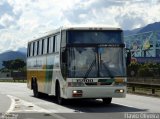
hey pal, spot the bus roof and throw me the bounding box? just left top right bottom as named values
left=61, top=26, right=122, bottom=31
left=28, top=26, right=122, bottom=43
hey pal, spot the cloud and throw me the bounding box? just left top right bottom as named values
left=0, top=30, right=15, bottom=51
left=0, top=13, right=15, bottom=28
left=0, top=25, right=4, bottom=29
left=0, top=1, right=13, bottom=16
left=0, top=29, right=30, bottom=52
left=115, top=1, right=160, bottom=30
left=0, top=0, right=21, bottom=30
left=62, top=0, right=160, bottom=29
left=0, top=0, right=160, bottom=53
left=0, top=0, right=5, bottom=5
left=62, top=0, right=123, bottom=26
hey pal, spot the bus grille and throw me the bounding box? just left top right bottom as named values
left=85, top=82, right=113, bottom=86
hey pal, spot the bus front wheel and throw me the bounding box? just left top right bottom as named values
left=102, top=98, right=112, bottom=104
left=56, top=83, right=64, bottom=105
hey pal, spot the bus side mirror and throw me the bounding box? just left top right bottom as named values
left=126, top=49, right=131, bottom=66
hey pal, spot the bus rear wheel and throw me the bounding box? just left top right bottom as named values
left=102, top=98, right=112, bottom=104
left=32, top=81, right=41, bottom=98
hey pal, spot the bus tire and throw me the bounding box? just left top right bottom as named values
left=56, top=82, right=64, bottom=105
left=32, top=80, right=40, bottom=98
left=102, top=98, right=112, bottom=104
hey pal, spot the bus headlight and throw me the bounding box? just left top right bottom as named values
left=115, top=89, right=124, bottom=93
left=72, top=90, right=83, bottom=97
left=73, top=90, right=77, bottom=93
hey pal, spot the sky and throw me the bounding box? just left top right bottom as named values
left=0, top=0, right=160, bottom=53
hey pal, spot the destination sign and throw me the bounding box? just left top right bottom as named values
left=99, top=44, right=125, bottom=47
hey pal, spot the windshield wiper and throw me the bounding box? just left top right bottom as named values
left=102, top=63, right=114, bottom=78
left=83, top=59, right=96, bottom=79
left=83, top=59, right=114, bottom=79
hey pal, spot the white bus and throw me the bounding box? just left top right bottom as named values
left=27, top=26, right=127, bottom=105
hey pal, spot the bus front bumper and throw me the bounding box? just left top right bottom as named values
left=65, top=86, right=126, bottom=99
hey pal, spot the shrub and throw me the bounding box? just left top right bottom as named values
left=127, top=63, right=141, bottom=77
left=138, top=66, right=154, bottom=77
left=127, top=62, right=160, bottom=77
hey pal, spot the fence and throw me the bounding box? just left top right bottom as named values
left=11, top=71, right=26, bottom=82
left=0, top=71, right=26, bottom=82
left=127, top=77, right=160, bottom=96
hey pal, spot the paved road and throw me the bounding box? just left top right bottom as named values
left=0, top=94, right=11, bottom=113
left=0, top=82, right=160, bottom=119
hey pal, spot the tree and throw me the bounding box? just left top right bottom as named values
left=2, top=60, right=13, bottom=70
left=11, top=59, right=26, bottom=70
left=2, top=59, right=26, bottom=71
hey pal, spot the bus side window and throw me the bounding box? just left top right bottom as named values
left=61, top=31, right=66, bottom=48
left=33, top=42, right=35, bottom=56
left=27, top=43, right=31, bottom=57
left=55, top=35, right=57, bottom=52
left=48, top=36, right=54, bottom=53
left=53, top=36, right=55, bottom=53
left=37, top=40, right=39, bottom=55
left=30, top=42, right=33, bottom=57
left=42, top=39, right=44, bottom=55
left=38, top=40, right=42, bottom=55
left=43, top=38, right=47, bottom=54
left=55, top=34, right=60, bottom=52
left=47, top=37, right=49, bottom=53
left=34, top=41, right=37, bottom=56
left=54, top=55, right=59, bottom=68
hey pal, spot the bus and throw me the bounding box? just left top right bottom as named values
left=27, top=26, right=127, bottom=105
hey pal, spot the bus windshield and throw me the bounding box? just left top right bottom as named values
left=67, top=47, right=125, bottom=78
left=67, top=30, right=123, bottom=44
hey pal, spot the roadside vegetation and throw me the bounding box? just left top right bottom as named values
left=0, top=59, right=26, bottom=82
left=0, top=59, right=26, bottom=72
left=127, top=62, right=160, bottom=77
left=127, top=62, right=160, bottom=97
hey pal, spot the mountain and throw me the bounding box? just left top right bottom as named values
left=124, top=28, right=142, bottom=36
left=124, top=22, right=160, bottom=36
left=0, top=51, right=26, bottom=69
left=138, top=22, right=160, bottom=33
left=17, top=47, right=27, bottom=54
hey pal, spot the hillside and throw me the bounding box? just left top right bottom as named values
left=124, top=28, right=142, bottom=36
left=0, top=51, right=26, bottom=69
left=138, top=22, right=160, bottom=33
left=17, top=47, right=27, bottom=54
left=124, top=22, right=160, bottom=36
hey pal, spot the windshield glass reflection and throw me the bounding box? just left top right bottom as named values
left=67, top=47, right=125, bottom=78
left=99, top=47, right=125, bottom=77
left=68, top=47, right=98, bottom=78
